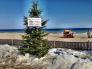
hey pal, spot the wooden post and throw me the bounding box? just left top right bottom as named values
left=54, top=41, right=55, bottom=48
left=86, top=41, right=89, bottom=50
left=11, top=39, right=13, bottom=45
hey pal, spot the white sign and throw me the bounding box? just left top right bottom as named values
left=28, top=18, right=41, bottom=27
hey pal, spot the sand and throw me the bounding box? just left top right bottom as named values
left=0, top=33, right=23, bottom=39
left=0, top=32, right=92, bottom=42
left=45, top=33, right=92, bottom=42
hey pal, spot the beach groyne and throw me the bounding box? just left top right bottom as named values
left=0, top=39, right=92, bottom=50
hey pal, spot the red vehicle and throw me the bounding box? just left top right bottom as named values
left=63, top=30, right=74, bottom=38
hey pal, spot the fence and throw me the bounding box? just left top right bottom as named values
left=48, top=41, right=92, bottom=50
left=0, top=39, right=22, bottom=45
left=0, top=39, right=92, bottom=50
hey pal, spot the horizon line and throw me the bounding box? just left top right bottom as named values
left=0, top=28, right=91, bottom=30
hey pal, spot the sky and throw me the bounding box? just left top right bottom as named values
left=0, top=0, right=92, bottom=29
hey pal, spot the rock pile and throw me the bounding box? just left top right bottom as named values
left=0, top=45, right=92, bottom=69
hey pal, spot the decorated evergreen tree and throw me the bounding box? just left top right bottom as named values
left=19, top=1, right=50, bottom=57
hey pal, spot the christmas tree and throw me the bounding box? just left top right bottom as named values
left=19, top=1, right=50, bottom=57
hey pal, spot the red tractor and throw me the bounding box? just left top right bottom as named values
left=63, top=30, right=74, bottom=38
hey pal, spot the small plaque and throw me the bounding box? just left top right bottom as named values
left=28, top=18, right=41, bottom=27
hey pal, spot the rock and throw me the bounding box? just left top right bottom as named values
left=0, top=45, right=92, bottom=69
left=73, top=60, right=92, bottom=69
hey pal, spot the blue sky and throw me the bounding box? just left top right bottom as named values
left=0, top=0, right=92, bottom=29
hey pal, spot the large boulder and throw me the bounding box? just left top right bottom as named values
left=38, top=48, right=92, bottom=69
left=0, top=44, right=18, bottom=68
left=72, top=60, right=92, bottom=69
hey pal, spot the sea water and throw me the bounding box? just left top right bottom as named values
left=45, top=28, right=92, bottom=33
left=0, top=28, right=91, bottom=33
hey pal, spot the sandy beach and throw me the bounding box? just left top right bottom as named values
left=0, top=32, right=92, bottom=42
left=45, top=33, right=92, bottom=42
left=0, top=33, right=23, bottom=40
